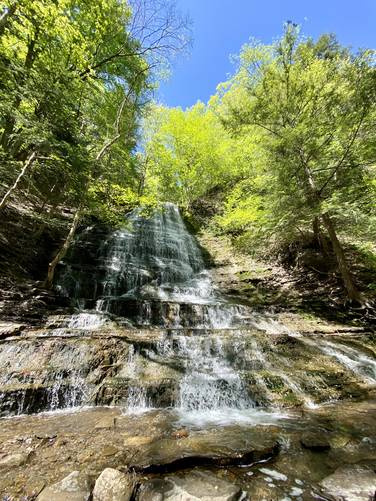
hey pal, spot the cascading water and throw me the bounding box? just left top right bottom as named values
left=56, top=203, right=261, bottom=329
left=37, top=202, right=375, bottom=422
left=176, top=335, right=257, bottom=425
left=303, top=337, right=376, bottom=384
left=54, top=204, right=261, bottom=419
left=176, top=336, right=252, bottom=410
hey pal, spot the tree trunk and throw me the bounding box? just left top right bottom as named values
left=0, top=150, right=38, bottom=210
left=44, top=206, right=82, bottom=289
left=303, top=164, right=362, bottom=302
left=313, top=216, right=330, bottom=256
left=321, top=212, right=363, bottom=304
left=312, top=216, right=321, bottom=245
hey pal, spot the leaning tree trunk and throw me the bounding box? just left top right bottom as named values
left=313, top=216, right=330, bottom=256
left=303, top=164, right=363, bottom=303
left=44, top=206, right=82, bottom=289
left=321, top=213, right=363, bottom=304
left=0, top=150, right=38, bottom=210
left=43, top=87, right=137, bottom=289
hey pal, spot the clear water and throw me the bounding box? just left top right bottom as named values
left=315, top=339, right=376, bottom=383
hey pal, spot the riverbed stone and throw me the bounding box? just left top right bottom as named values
left=123, top=435, right=155, bottom=447
left=37, top=471, right=92, bottom=501
left=129, top=427, right=279, bottom=472
left=137, top=470, right=242, bottom=501
left=0, top=452, right=30, bottom=469
left=93, top=468, right=135, bottom=501
left=319, top=463, right=376, bottom=500
left=95, top=416, right=117, bottom=429
left=0, top=321, right=26, bottom=338
left=300, top=432, right=331, bottom=451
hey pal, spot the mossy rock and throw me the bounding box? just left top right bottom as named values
left=281, top=390, right=303, bottom=406
left=262, top=374, right=286, bottom=391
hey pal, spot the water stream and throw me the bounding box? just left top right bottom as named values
left=1, top=204, right=374, bottom=422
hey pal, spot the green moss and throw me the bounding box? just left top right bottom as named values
left=261, top=373, right=285, bottom=391
left=282, top=391, right=302, bottom=406
left=236, top=268, right=272, bottom=281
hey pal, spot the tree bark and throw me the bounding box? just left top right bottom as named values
left=302, top=163, right=362, bottom=302
left=312, top=216, right=330, bottom=256
left=0, top=150, right=38, bottom=210
left=44, top=206, right=83, bottom=289
left=321, top=212, right=363, bottom=304
left=312, top=216, right=321, bottom=245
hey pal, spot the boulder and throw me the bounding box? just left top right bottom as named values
left=0, top=452, right=30, bottom=469
left=93, top=468, right=135, bottom=501
left=300, top=432, right=331, bottom=451
left=37, top=471, right=92, bottom=501
left=129, top=427, right=279, bottom=473
left=320, top=463, right=376, bottom=501
left=137, top=470, right=242, bottom=501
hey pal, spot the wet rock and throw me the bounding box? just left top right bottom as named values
left=93, top=468, right=135, bottom=501
left=319, top=463, right=376, bottom=500
left=271, top=333, right=298, bottom=346
left=0, top=452, right=30, bottom=469
left=35, top=432, right=57, bottom=440
left=0, top=322, right=26, bottom=338
left=123, top=435, right=155, bottom=447
left=95, top=416, right=117, bottom=430
left=24, top=478, right=46, bottom=499
left=171, top=428, right=189, bottom=439
left=300, top=432, right=331, bottom=451
left=137, top=470, right=242, bottom=500
left=37, top=471, right=92, bottom=501
left=54, top=437, right=68, bottom=448
left=129, top=428, right=279, bottom=473
left=102, top=445, right=119, bottom=457
left=259, top=467, right=287, bottom=481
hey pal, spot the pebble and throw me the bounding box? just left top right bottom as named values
left=259, top=467, right=288, bottom=481
left=290, top=487, right=304, bottom=497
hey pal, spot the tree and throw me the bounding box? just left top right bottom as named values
left=217, top=25, right=376, bottom=303
left=142, top=102, right=235, bottom=209
left=0, top=0, right=191, bottom=286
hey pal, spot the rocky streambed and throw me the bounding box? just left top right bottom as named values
left=0, top=312, right=375, bottom=500
left=0, top=204, right=375, bottom=500
left=0, top=400, right=375, bottom=499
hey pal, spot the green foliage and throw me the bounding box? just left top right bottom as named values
left=0, top=0, right=159, bottom=217
left=87, top=180, right=158, bottom=225
left=219, top=25, right=375, bottom=231
left=142, top=102, right=237, bottom=208
left=142, top=25, right=375, bottom=299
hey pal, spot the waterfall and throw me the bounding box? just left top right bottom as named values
left=176, top=335, right=252, bottom=411
left=55, top=204, right=258, bottom=418
left=0, top=204, right=373, bottom=421
left=303, top=337, right=376, bottom=384
left=20, top=202, right=367, bottom=421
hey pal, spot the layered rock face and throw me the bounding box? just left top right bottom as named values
left=0, top=204, right=375, bottom=418
left=0, top=204, right=375, bottom=500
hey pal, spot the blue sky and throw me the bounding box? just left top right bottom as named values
left=157, top=0, right=376, bottom=109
